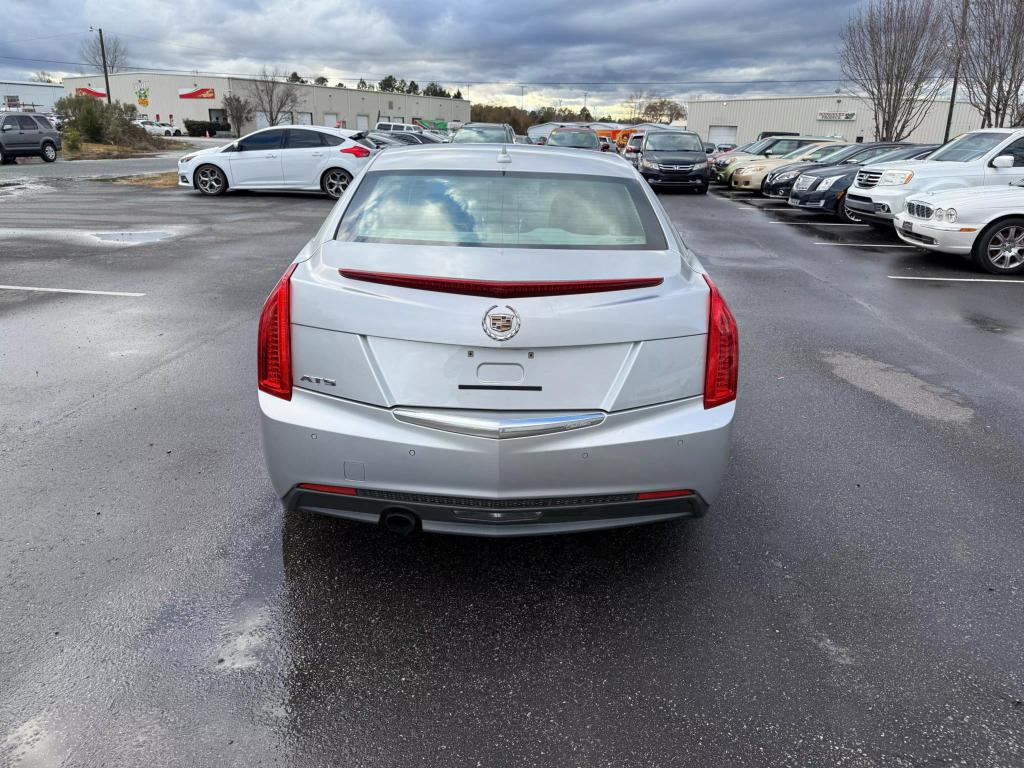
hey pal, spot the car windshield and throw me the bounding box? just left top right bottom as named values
left=548, top=131, right=599, bottom=148
left=740, top=138, right=773, bottom=154
left=336, top=171, right=667, bottom=249
left=929, top=132, right=1009, bottom=162
left=645, top=133, right=703, bottom=151
left=452, top=126, right=508, bottom=143
left=811, top=145, right=853, bottom=163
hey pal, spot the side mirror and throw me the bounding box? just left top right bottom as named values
left=625, top=145, right=635, bottom=153
left=1, top=124, right=13, bottom=132
left=600, top=144, right=610, bottom=152
left=992, top=154, right=1015, bottom=168
left=706, top=147, right=714, bottom=154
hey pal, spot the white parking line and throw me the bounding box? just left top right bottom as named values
left=770, top=222, right=867, bottom=227
left=0, top=284, right=146, bottom=297
left=813, top=242, right=917, bottom=248
left=888, top=275, right=1024, bottom=284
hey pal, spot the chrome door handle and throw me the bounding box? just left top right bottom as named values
left=265, top=153, right=277, bottom=158
left=311, top=151, right=325, bottom=156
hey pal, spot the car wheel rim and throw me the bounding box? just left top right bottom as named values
left=197, top=167, right=222, bottom=193
left=987, top=225, right=1024, bottom=270
left=43, top=146, right=55, bottom=160
left=845, top=206, right=861, bottom=223
left=325, top=171, right=349, bottom=198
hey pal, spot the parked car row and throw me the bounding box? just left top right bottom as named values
left=709, top=127, right=1024, bottom=275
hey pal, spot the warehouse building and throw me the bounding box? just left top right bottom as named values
left=0, top=80, right=65, bottom=113
left=61, top=72, right=470, bottom=134
left=687, top=95, right=982, bottom=147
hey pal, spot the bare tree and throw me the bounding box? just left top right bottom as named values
left=247, top=68, right=301, bottom=127
left=952, top=0, right=1024, bottom=128
left=839, top=0, right=950, bottom=141
left=222, top=93, right=255, bottom=137
left=32, top=71, right=57, bottom=83
left=642, top=98, right=687, bottom=124
left=79, top=33, right=130, bottom=74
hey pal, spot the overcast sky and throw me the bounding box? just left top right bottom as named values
left=3, top=0, right=862, bottom=116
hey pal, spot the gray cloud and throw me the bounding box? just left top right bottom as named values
left=2, top=0, right=862, bottom=114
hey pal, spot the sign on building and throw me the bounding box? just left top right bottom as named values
left=817, top=111, right=857, bottom=121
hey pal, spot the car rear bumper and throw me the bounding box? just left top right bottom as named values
left=893, top=213, right=975, bottom=254
left=260, top=388, right=734, bottom=536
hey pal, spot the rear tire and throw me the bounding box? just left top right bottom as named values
left=321, top=168, right=352, bottom=199
left=40, top=142, right=57, bottom=162
left=972, top=217, right=1024, bottom=275
left=195, top=164, right=228, bottom=195
left=0, top=153, right=15, bottom=165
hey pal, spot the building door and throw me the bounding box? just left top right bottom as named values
left=356, top=114, right=369, bottom=131
left=708, top=125, right=738, bottom=146
left=255, top=111, right=270, bottom=129
left=323, top=112, right=338, bottom=127
left=296, top=112, right=313, bottom=125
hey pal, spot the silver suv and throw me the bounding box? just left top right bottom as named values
left=0, top=112, right=62, bottom=163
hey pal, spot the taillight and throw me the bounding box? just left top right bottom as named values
left=257, top=263, right=298, bottom=400
left=341, top=145, right=370, bottom=158
left=702, top=274, right=738, bottom=409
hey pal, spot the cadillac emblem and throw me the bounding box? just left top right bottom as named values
left=482, top=305, right=521, bottom=341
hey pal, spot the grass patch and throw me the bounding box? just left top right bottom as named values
left=63, top=139, right=187, bottom=161
left=110, top=172, right=181, bottom=188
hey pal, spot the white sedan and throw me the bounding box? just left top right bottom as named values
left=894, top=181, right=1024, bottom=275
left=135, top=119, right=180, bottom=136
left=177, top=125, right=374, bottom=199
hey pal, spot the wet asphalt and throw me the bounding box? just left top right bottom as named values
left=1, top=175, right=1022, bottom=767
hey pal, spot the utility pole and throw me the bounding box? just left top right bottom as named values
left=944, top=0, right=969, bottom=143
left=520, top=85, right=524, bottom=111
left=90, top=26, right=113, bottom=104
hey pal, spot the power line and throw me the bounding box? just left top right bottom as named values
left=0, top=31, right=88, bottom=46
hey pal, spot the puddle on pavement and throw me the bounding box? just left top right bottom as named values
left=963, top=313, right=1013, bottom=334
left=88, top=230, right=173, bottom=244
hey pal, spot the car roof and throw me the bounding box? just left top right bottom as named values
left=249, top=124, right=357, bottom=138
left=551, top=127, right=597, bottom=133
left=365, top=144, right=638, bottom=178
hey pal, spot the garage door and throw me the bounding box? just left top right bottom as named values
left=296, top=112, right=313, bottom=125
left=323, top=112, right=338, bottom=128
left=356, top=114, right=369, bottom=131
left=708, top=125, right=738, bottom=146
left=255, top=111, right=269, bottom=129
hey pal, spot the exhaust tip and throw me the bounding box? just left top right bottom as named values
left=381, top=508, right=419, bottom=537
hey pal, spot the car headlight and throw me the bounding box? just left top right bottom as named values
left=179, top=153, right=198, bottom=163
left=775, top=170, right=799, bottom=182
left=817, top=175, right=844, bottom=191
left=641, top=158, right=658, bottom=169
left=692, top=161, right=707, bottom=170
left=934, top=207, right=958, bottom=223
left=745, top=165, right=766, bottom=173
left=878, top=169, right=914, bottom=185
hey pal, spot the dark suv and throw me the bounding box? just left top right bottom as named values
left=1, top=112, right=62, bottom=163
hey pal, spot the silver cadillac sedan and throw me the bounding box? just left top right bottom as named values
left=258, top=143, right=738, bottom=536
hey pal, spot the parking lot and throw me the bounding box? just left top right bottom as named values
left=2, top=171, right=1023, bottom=767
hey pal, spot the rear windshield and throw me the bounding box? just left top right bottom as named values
left=452, top=127, right=507, bottom=143
left=336, top=170, right=667, bottom=249
left=548, top=131, right=599, bottom=149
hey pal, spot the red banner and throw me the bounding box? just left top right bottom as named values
left=76, top=87, right=107, bottom=98
left=178, top=87, right=215, bottom=99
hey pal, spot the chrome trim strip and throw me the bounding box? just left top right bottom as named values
left=392, top=408, right=606, bottom=439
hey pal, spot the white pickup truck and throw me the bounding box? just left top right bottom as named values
left=845, top=128, right=1024, bottom=226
